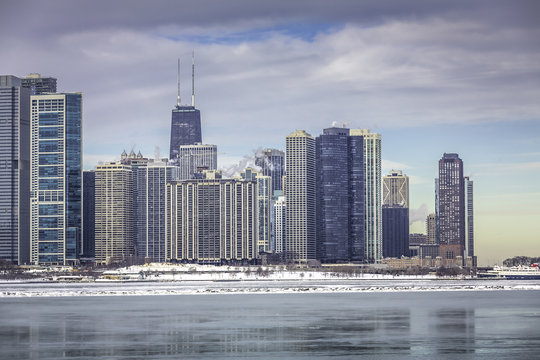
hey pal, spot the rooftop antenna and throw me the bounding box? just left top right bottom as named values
left=191, top=50, right=195, bottom=107
left=177, top=58, right=181, bottom=107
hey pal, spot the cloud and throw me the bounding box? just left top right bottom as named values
left=409, top=203, right=429, bottom=225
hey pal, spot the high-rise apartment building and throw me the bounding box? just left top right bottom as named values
left=383, top=170, right=409, bottom=207
left=169, top=58, right=202, bottom=162
left=82, top=170, right=95, bottom=258
left=255, top=148, right=285, bottom=195
left=0, top=75, right=30, bottom=264
left=437, top=153, right=465, bottom=260
left=30, top=93, right=82, bottom=265
left=166, top=173, right=257, bottom=263
left=274, top=195, right=286, bottom=255
left=94, top=162, right=133, bottom=264
left=465, top=176, right=474, bottom=257
left=285, top=130, right=316, bottom=263
left=350, top=129, right=382, bottom=262
left=177, top=143, right=216, bottom=179
left=22, top=73, right=57, bottom=95
left=316, top=127, right=365, bottom=262
left=426, top=213, right=436, bottom=245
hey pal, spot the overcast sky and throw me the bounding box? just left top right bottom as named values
left=2, top=0, right=539, bottom=265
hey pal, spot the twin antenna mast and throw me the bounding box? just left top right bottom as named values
left=177, top=51, right=195, bottom=107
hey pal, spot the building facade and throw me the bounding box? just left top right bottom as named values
left=177, top=143, right=216, bottom=179
left=437, top=153, right=465, bottom=257
left=166, top=174, right=257, bottom=263
left=382, top=205, right=409, bottom=258
left=30, top=93, right=82, bottom=265
left=273, top=195, right=286, bottom=255
left=350, top=129, right=382, bottom=262
left=383, top=170, right=409, bottom=207
left=465, top=176, right=474, bottom=257
left=285, top=130, right=316, bottom=263
left=94, top=162, right=133, bottom=264
left=426, top=213, right=436, bottom=245
left=255, top=148, right=285, bottom=195
left=169, top=106, right=202, bottom=163
left=0, top=75, right=30, bottom=264
left=82, top=170, right=95, bottom=258
left=22, top=73, right=57, bottom=95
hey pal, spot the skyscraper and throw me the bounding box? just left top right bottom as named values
left=382, top=205, right=409, bottom=258
left=350, top=129, right=382, bottom=262
left=95, top=162, right=133, bottom=264
left=177, top=143, right=217, bottom=179
left=82, top=170, right=95, bottom=258
left=426, top=213, right=436, bottom=245
left=465, top=176, right=474, bottom=257
left=273, top=195, right=286, bottom=255
left=316, top=127, right=365, bottom=262
left=255, top=148, right=285, bottom=195
left=437, top=153, right=465, bottom=260
left=169, top=57, right=202, bottom=162
left=383, top=170, right=409, bottom=207
left=30, top=93, right=82, bottom=265
left=0, top=75, right=30, bottom=264
left=285, top=130, right=316, bottom=263
left=21, top=73, right=57, bottom=95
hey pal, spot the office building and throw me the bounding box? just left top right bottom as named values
left=0, top=75, right=30, bottom=264
left=22, top=73, right=57, bottom=95
left=177, top=143, right=216, bottom=179
left=82, top=170, right=95, bottom=258
left=409, top=233, right=428, bottom=245
left=350, top=129, right=382, bottom=262
left=285, top=130, right=316, bottom=263
left=274, top=195, right=286, bottom=254
left=382, top=205, right=409, bottom=258
left=316, top=127, right=365, bottom=262
left=166, top=172, right=257, bottom=263
left=255, top=148, right=285, bottom=195
left=94, top=162, right=133, bottom=264
left=383, top=170, right=409, bottom=207
left=437, top=153, right=465, bottom=260
left=30, top=93, right=82, bottom=265
left=465, top=176, right=474, bottom=257
left=169, top=57, right=202, bottom=162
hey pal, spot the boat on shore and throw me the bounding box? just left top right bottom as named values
left=477, top=264, right=540, bottom=280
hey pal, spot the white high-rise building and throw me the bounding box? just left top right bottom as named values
left=177, top=143, right=217, bottom=179
left=383, top=170, right=409, bottom=208
left=285, top=130, right=316, bottom=263
left=426, top=213, right=437, bottom=245
left=273, top=195, right=286, bottom=254
left=350, top=129, right=382, bottom=262
left=94, top=162, right=133, bottom=265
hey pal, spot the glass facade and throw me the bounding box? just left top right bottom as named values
left=82, top=171, right=95, bottom=258
left=255, top=148, right=284, bottom=195
left=169, top=106, right=202, bottom=162
left=30, top=93, right=82, bottom=265
left=382, top=205, right=410, bottom=258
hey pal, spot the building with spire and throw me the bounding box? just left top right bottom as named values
left=170, top=55, right=202, bottom=163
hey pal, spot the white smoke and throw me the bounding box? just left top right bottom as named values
left=409, top=203, right=429, bottom=225
left=220, top=147, right=264, bottom=178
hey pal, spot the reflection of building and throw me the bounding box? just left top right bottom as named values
left=383, top=170, right=409, bottom=207
left=0, top=76, right=30, bottom=264
left=166, top=172, right=257, bottom=263
left=177, top=143, right=217, bottom=179
left=351, top=129, right=382, bottom=262
left=382, top=205, right=409, bottom=258
left=285, top=130, right=316, bottom=263
left=255, top=148, right=284, bottom=195
left=95, top=162, right=133, bottom=264
left=30, top=92, right=82, bottom=265
left=316, top=127, right=365, bottom=262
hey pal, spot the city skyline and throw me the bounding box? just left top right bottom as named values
left=2, top=1, right=539, bottom=265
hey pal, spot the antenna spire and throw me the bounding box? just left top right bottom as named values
left=191, top=50, right=195, bottom=107
left=177, top=58, right=181, bottom=107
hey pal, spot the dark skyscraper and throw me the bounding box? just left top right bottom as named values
left=169, top=57, right=202, bottom=162
left=0, top=75, right=30, bottom=264
left=82, top=171, right=95, bottom=258
left=437, top=153, right=465, bottom=259
left=382, top=205, right=409, bottom=258
left=315, top=127, right=365, bottom=262
left=21, top=73, right=57, bottom=95
left=255, top=148, right=284, bottom=195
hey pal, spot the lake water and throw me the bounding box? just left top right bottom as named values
left=1, top=290, right=539, bottom=359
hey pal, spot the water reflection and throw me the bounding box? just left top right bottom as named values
left=430, top=308, right=475, bottom=354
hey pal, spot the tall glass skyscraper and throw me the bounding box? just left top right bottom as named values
left=169, top=106, right=202, bottom=162
left=255, top=148, right=284, bottom=195
left=464, top=176, right=474, bottom=257
left=177, top=143, right=216, bottom=179
left=30, top=93, right=82, bottom=265
left=316, top=127, right=365, bottom=262
left=82, top=170, right=95, bottom=258
left=0, top=75, right=30, bottom=264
